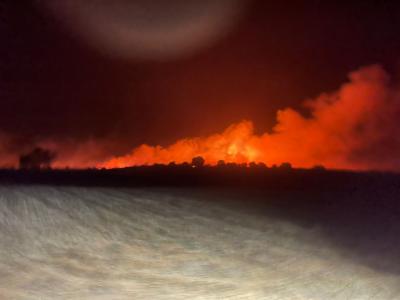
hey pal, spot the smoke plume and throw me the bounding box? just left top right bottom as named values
left=102, top=65, right=400, bottom=171
left=1, top=65, right=399, bottom=171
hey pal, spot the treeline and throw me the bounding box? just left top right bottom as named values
left=17, top=148, right=326, bottom=172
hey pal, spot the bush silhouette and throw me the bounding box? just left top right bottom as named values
left=279, top=162, right=292, bottom=170
left=19, top=147, right=56, bottom=170
left=191, top=156, right=205, bottom=168
left=217, top=160, right=226, bottom=167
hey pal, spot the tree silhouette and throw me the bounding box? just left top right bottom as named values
left=19, top=147, right=56, bottom=170
left=249, top=162, right=257, bottom=168
left=279, top=162, right=292, bottom=170
left=191, top=156, right=205, bottom=168
left=312, top=165, right=326, bottom=171
left=217, top=160, right=226, bottom=167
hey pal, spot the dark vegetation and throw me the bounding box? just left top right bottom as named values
left=19, top=147, right=56, bottom=170
left=0, top=160, right=396, bottom=192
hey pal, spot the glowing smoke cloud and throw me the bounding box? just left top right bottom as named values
left=103, top=65, right=400, bottom=171
left=1, top=65, right=399, bottom=171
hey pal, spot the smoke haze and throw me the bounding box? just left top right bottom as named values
left=2, top=1, right=400, bottom=171
left=102, top=65, right=400, bottom=171
left=3, top=65, right=399, bottom=171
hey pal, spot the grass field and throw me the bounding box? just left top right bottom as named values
left=0, top=184, right=399, bottom=299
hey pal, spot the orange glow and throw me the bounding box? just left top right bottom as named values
left=2, top=65, right=397, bottom=171
left=100, top=65, right=400, bottom=171
left=102, top=121, right=259, bottom=168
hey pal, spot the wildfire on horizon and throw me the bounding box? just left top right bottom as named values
left=98, top=65, right=400, bottom=172
left=1, top=65, right=399, bottom=172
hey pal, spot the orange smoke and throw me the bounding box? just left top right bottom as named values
left=1, top=64, right=398, bottom=171
left=102, top=65, right=400, bottom=171
left=102, top=121, right=259, bottom=168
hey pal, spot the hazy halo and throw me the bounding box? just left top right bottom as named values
left=39, top=0, right=247, bottom=61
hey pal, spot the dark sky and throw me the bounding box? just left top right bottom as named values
left=2, top=0, right=400, bottom=157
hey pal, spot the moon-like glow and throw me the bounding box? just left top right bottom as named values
left=40, top=0, right=246, bottom=60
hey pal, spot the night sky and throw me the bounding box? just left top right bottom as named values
left=2, top=0, right=400, bottom=167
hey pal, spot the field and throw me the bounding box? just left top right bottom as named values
left=0, top=169, right=399, bottom=299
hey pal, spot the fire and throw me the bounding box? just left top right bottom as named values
left=101, top=65, right=400, bottom=171
left=2, top=64, right=399, bottom=171
left=101, top=121, right=258, bottom=168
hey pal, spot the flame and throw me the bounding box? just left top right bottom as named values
left=1, top=64, right=399, bottom=171
left=101, top=65, right=400, bottom=171
left=102, top=121, right=259, bottom=168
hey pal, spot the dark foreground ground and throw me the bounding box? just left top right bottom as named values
left=0, top=168, right=399, bottom=299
